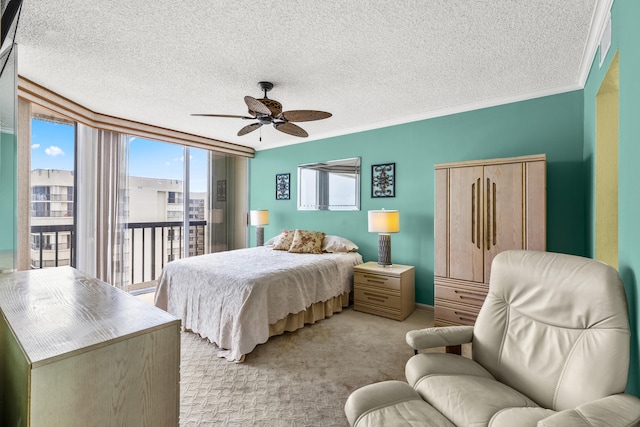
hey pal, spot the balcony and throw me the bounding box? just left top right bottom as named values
left=30, top=220, right=208, bottom=290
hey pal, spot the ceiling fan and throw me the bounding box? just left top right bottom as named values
left=192, top=81, right=332, bottom=138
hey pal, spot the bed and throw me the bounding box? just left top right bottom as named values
left=154, top=239, right=363, bottom=362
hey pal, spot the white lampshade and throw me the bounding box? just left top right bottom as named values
left=368, top=210, right=400, bottom=233
left=250, top=209, right=269, bottom=226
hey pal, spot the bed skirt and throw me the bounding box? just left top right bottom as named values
left=268, top=291, right=351, bottom=337
left=184, top=292, right=352, bottom=362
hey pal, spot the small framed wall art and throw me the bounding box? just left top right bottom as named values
left=371, top=163, right=395, bottom=198
left=276, top=173, right=290, bottom=200
left=216, top=180, right=227, bottom=202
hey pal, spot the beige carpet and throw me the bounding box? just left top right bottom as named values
left=177, top=307, right=459, bottom=426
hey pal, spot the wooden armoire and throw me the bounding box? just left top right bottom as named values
left=434, top=154, right=546, bottom=326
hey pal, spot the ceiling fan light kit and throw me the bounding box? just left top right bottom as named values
left=192, top=81, right=331, bottom=139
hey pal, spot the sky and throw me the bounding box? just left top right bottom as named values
left=31, top=119, right=209, bottom=192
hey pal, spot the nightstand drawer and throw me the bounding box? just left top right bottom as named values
left=435, top=285, right=487, bottom=310
left=435, top=304, right=480, bottom=326
left=354, top=300, right=401, bottom=320
left=354, top=286, right=400, bottom=309
left=354, top=271, right=401, bottom=291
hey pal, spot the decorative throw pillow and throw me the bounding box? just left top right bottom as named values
left=322, top=235, right=359, bottom=253
left=288, top=230, right=326, bottom=254
left=272, top=230, right=295, bottom=251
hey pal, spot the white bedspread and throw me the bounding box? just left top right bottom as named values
left=155, top=246, right=363, bottom=361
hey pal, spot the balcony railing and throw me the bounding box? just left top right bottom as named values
left=31, top=224, right=75, bottom=268
left=31, top=194, right=74, bottom=201
left=127, top=220, right=207, bottom=285
left=30, top=220, right=208, bottom=288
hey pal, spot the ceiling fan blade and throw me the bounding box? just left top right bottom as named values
left=274, top=122, right=308, bottom=138
left=237, top=123, right=262, bottom=136
left=244, top=96, right=272, bottom=116
left=281, top=110, right=332, bottom=122
left=259, top=98, right=282, bottom=116
left=191, top=114, right=254, bottom=119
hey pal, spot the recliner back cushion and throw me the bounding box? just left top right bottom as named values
left=473, top=250, right=630, bottom=411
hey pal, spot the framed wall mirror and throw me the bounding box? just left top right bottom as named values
left=297, top=157, right=360, bottom=211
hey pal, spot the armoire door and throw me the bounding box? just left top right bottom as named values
left=483, top=162, right=524, bottom=282
left=449, top=166, right=484, bottom=283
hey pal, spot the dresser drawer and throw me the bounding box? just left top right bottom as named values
left=435, top=304, right=480, bottom=326
left=354, top=300, right=401, bottom=320
left=354, top=271, right=401, bottom=291
left=354, top=285, right=401, bottom=309
left=435, top=285, right=487, bottom=309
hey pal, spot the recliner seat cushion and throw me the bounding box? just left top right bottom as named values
left=414, top=374, right=539, bottom=427
left=345, top=380, right=455, bottom=427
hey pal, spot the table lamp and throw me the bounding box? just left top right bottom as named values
left=368, top=209, right=400, bottom=267
left=250, top=209, right=269, bottom=246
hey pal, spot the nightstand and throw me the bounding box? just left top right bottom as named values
left=353, top=262, right=415, bottom=321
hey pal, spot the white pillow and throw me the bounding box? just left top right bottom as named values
left=322, top=235, right=359, bottom=253
left=264, top=235, right=279, bottom=246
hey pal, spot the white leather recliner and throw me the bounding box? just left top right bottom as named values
left=345, top=250, right=640, bottom=426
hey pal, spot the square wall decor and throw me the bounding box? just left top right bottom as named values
left=276, top=173, right=290, bottom=200
left=371, top=163, right=395, bottom=198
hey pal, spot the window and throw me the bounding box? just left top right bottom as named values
left=31, top=234, right=51, bottom=250
left=66, top=186, right=74, bottom=217
left=30, top=116, right=76, bottom=269
left=168, top=191, right=183, bottom=204
left=32, top=186, right=50, bottom=200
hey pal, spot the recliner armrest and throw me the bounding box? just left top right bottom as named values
left=538, top=394, right=640, bottom=427
left=406, top=325, right=473, bottom=351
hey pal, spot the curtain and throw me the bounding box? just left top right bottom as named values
left=76, top=125, right=128, bottom=289
left=209, top=152, right=247, bottom=252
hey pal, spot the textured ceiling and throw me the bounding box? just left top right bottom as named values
left=15, top=0, right=609, bottom=150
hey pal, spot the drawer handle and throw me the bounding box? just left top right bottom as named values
left=364, top=292, right=387, bottom=303
left=363, top=274, right=387, bottom=281
left=454, top=290, right=485, bottom=303
left=454, top=311, right=476, bottom=323
left=365, top=279, right=386, bottom=285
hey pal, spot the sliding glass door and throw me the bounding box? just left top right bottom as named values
left=124, top=138, right=247, bottom=293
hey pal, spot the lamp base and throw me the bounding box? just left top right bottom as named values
left=377, top=233, right=392, bottom=267
left=256, top=226, right=264, bottom=247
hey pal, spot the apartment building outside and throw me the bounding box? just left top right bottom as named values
left=30, top=169, right=208, bottom=290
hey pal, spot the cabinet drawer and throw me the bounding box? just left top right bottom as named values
left=354, top=286, right=401, bottom=309
left=354, top=300, right=401, bottom=320
left=354, top=272, right=401, bottom=291
left=435, top=285, right=487, bottom=309
left=435, top=305, right=480, bottom=326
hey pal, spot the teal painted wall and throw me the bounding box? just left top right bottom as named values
left=0, top=46, right=17, bottom=270
left=0, top=131, right=16, bottom=258
left=583, top=0, right=640, bottom=396
left=250, top=91, right=585, bottom=306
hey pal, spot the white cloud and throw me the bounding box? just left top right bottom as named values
left=172, top=155, right=193, bottom=162
left=165, top=162, right=171, bottom=166
left=31, top=144, right=40, bottom=149
left=45, top=146, right=65, bottom=156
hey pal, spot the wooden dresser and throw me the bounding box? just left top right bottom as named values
left=0, top=267, right=181, bottom=427
left=353, top=262, right=415, bottom=321
left=434, top=154, right=546, bottom=326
